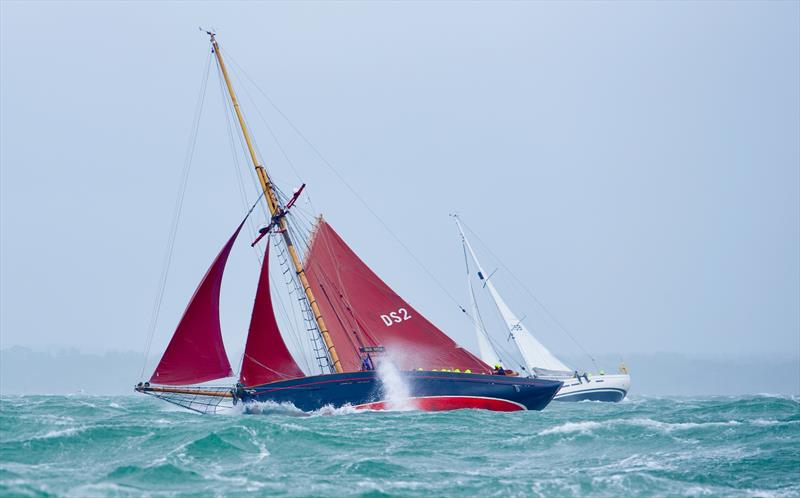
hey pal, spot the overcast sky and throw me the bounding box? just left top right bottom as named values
left=1, top=1, right=798, bottom=372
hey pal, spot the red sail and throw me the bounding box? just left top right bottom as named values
left=240, top=243, right=305, bottom=387
left=150, top=223, right=243, bottom=385
left=304, top=219, right=491, bottom=374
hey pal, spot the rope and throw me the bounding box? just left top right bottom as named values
left=215, top=57, right=266, bottom=252
left=214, top=53, right=330, bottom=373
left=139, top=52, right=212, bottom=379
left=222, top=48, right=307, bottom=190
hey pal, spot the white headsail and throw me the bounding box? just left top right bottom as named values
left=453, top=216, right=573, bottom=376
left=461, top=237, right=503, bottom=368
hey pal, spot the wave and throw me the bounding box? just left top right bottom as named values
left=539, top=421, right=603, bottom=435
left=232, top=400, right=368, bottom=417
left=30, top=426, right=88, bottom=440
left=106, top=462, right=201, bottom=483
left=538, top=417, right=746, bottom=436
left=2, top=394, right=799, bottom=497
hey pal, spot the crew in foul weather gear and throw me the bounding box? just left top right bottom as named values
left=361, top=355, right=374, bottom=371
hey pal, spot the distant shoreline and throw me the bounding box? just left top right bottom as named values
left=2, top=346, right=798, bottom=396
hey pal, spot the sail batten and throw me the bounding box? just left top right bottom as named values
left=304, top=219, right=491, bottom=374
left=150, top=222, right=244, bottom=385
left=239, top=242, right=305, bottom=387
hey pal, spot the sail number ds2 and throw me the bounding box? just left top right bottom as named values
left=380, top=308, right=412, bottom=327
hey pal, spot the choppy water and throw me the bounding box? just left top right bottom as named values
left=1, top=395, right=798, bottom=497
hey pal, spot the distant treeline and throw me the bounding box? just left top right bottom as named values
left=1, top=346, right=797, bottom=396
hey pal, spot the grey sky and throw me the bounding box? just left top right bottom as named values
left=1, top=1, right=798, bottom=371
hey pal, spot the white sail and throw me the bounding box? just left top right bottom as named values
left=464, top=246, right=503, bottom=368
left=483, top=283, right=572, bottom=374
left=454, top=216, right=572, bottom=376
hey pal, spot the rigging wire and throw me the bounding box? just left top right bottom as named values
left=215, top=58, right=262, bottom=256
left=214, top=59, right=271, bottom=230
left=223, top=49, right=322, bottom=226
left=218, top=48, right=529, bottom=370
left=213, top=53, right=318, bottom=374
left=222, top=48, right=307, bottom=187
left=218, top=59, right=332, bottom=372
left=460, top=219, right=600, bottom=371
left=139, top=52, right=213, bottom=379
left=222, top=50, right=468, bottom=314
left=219, top=46, right=550, bottom=374
left=214, top=55, right=277, bottom=376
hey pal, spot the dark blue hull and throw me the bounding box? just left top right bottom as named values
left=236, top=371, right=562, bottom=412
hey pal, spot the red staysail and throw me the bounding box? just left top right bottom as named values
left=239, top=242, right=305, bottom=387
left=304, top=219, right=491, bottom=374
left=150, top=223, right=243, bottom=385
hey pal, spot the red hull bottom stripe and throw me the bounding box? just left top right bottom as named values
left=355, top=395, right=526, bottom=412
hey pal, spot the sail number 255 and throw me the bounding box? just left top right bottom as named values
left=380, top=308, right=411, bottom=326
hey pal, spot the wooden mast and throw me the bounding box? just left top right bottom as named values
left=207, top=32, right=343, bottom=374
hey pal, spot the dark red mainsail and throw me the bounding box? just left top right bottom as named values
left=304, top=219, right=491, bottom=374
left=239, top=242, right=305, bottom=387
left=150, top=223, right=243, bottom=385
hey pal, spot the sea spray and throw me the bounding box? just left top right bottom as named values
left=376, top=359, right=415, bottom=410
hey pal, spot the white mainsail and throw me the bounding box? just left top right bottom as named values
left=453, top=216, right=572, bottom=376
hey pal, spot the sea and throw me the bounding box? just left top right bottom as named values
left=1, top=394, right=798, bottom=497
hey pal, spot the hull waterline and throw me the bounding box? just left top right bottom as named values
left=237, top=370, right=562, bottom=412
left=551, top=373, right=630, bottom=402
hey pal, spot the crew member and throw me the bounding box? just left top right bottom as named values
left=361, top=355, right=374, bottom=371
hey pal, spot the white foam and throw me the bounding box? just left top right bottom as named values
left=750, top=418, right=799, bottom=427
left=31, top=426, right=86, bottom=440
left=626, top=418, right=742, bottom=432
left=65, top=482, right=130, bottom=497
left=309, top=404, right=360, bottom=416
left=231, top=399, right=362, bottom=417
left=538, top=418, right=744, bottom=437
left=233, top=400, right=308, bottom=417
left=242, top=426, right=270, bottom=462
left=683, top=485, right=716, bottom=496
left=539, top=421, right=603, bottom=435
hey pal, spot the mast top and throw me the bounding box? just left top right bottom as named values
left=208, top=31, right=344, bottom=374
